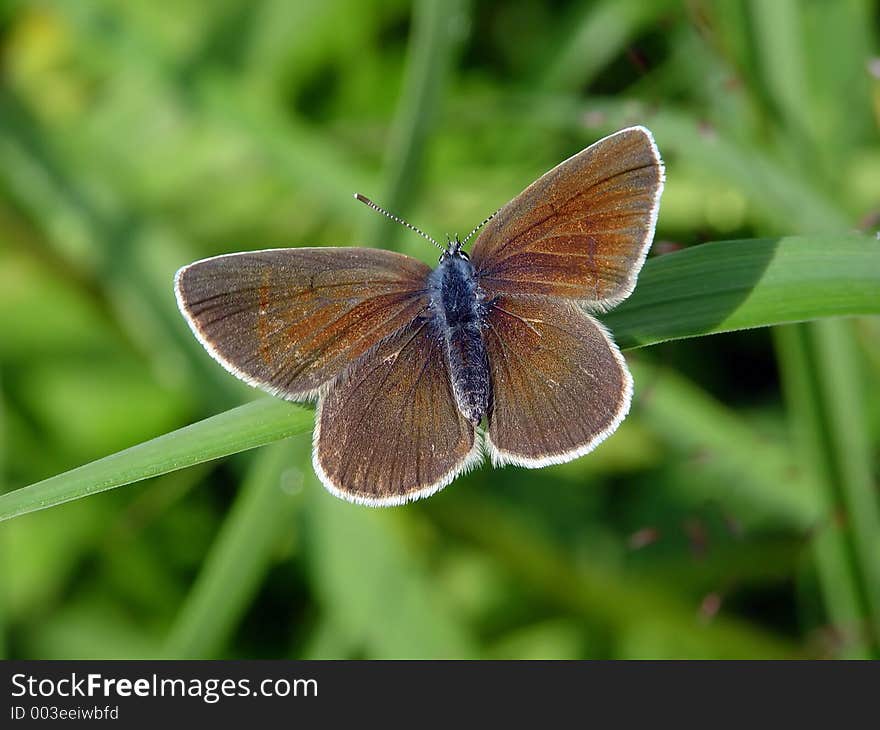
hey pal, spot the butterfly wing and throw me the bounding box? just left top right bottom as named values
left=315, top=318, right=480, bottom=505
left=470, top=126, right=664, bottom=309
left=471, top=127, right=661, bottom=466
left=175, top=247, right=431, bottom=399
left=483, top=295, right=631, bottom=467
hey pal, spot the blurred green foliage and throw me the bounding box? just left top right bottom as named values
left=1, top=0, right=878, bottom=659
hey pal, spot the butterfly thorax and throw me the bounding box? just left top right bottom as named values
left=427, top=250, right=491, bottom=426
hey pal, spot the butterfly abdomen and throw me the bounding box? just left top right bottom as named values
left=428, top=253, right=491, bottom=426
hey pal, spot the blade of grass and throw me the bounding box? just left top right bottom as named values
left=774, top=324, right=872, bottom=657
left=241, top=1, right=340, bottom=95
left=798, top=0, right=874, bottom=182
left=749, top=0, right=877, bottom=657
left=164, top=438, right=309, bottom=658
left=748, top=0, right=813, bottom=145
left=811, top=319, right=880, bottom=644
left=365, top=0, right=467, bottom=250
left=541, top=0, right=680, bottom=92
left=0, top=400, right=312, bottom=523
left=604, top=235, right=880, bottom=349
left=0, top=235, right=876, bottom=523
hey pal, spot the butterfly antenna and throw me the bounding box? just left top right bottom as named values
left=461, top=208, right=500, bottom=247
left=354, top=194, right=444, bottom=252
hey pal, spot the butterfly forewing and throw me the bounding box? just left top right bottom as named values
left=315, top=318, right=479, bottom=505
left=484, top=295, right=631, bottom=467
left=175, top=248, right=430, bottom=400
left=471, top=126, right=664, bottom=309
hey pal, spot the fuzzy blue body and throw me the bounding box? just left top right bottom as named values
left=427, top=252, right=491, bottom=425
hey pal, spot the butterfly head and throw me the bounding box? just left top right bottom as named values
left=439, top=234, right=469, bottom=263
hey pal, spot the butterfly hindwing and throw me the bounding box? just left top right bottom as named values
left=484, top=295, right=631, bottom=467
left=471, top=126, right=664, bottom=309
left=471, top=127, right=661, bottom=467
left=315, top=318, right=480, bottom=505
left=175, top=248, right=431, bottom=400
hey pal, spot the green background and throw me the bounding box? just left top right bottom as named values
left=1, top=0, right=879, bottom=659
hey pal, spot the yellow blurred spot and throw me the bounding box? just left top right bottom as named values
left=705, top=187, right=747, bottom=233
left=6, top=8, right=83, bottom=120
left=7, top=9, right=67, bottom=80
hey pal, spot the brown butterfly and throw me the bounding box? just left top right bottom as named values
left=175, top=126, right=664, bottom=505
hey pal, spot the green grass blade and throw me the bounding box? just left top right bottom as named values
left=811, top=320, right=880, bottom=641
left=541, top=0, right=680, bottom=92
left=605, top=236, right=880, bottom=349
left=1, top=236, right=876, bottom=523
left=164, top=438, right=309, bottom=658
left=366, top=0, right=467, bottom=250
left=748, top=0, right=812, bottom=142
left=0, top=400, right=312, bottom=523
left=773, top=324, right=871, bottom=658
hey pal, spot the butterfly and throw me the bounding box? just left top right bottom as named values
left=175, top=126, right=664, bottom=505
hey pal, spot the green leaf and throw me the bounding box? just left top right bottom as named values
left=604, top=235, right=880, bottom=349
left=0, top=400, right=312, bottom=523
left=1, top=235, right=877, bottom=523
